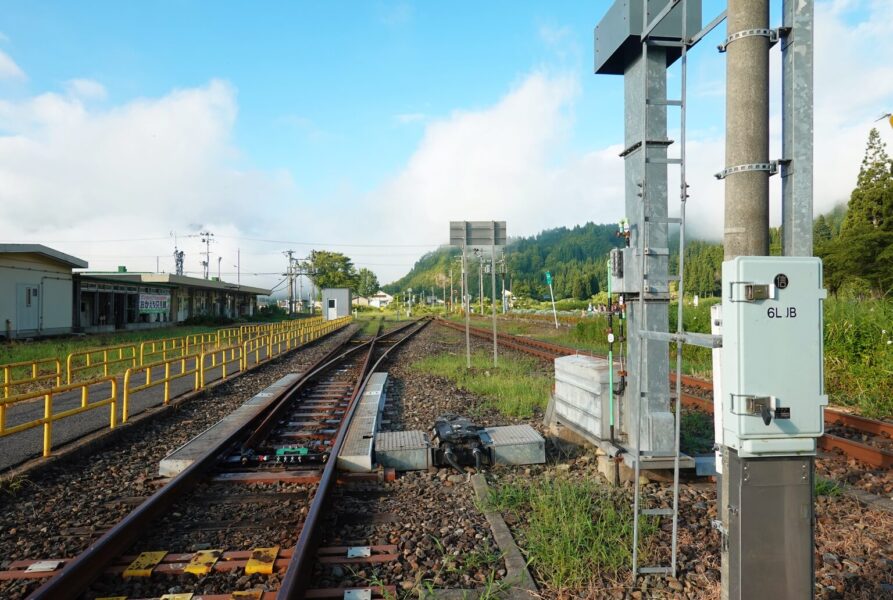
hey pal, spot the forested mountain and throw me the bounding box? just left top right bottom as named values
left=383, top=223, right=624, bottom=300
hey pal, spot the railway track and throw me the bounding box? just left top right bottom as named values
left=8, top=317, right=430, bottom=600
left=436, top=317, right=893, bottom=469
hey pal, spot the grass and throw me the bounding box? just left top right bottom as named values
left=485, top=477, right=653, bottom=590
left=455, top=295, right=893, bottom=419
left=823, top=297, right=893, bottom=419
left=815, top=476, right=843, bottom=497
left=410, top=350, right=550, bottom=418
left=679, top=410, right=715, bottom=455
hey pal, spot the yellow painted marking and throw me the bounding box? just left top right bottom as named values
left=244, top=546, right=279, bottom=575
left=122, top=551, right=167, bottom=577
left=232, top=592, right=262, bottom=600
left=160, top=595, right=193, bottom=600
left=184, top=549, right=223, bottom=575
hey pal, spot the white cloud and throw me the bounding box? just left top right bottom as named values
left=64, top=78, right=107, bottom=101
left=301, top=71, right=630, bottom=280
left=0, top=49, right=25, bottom=80
left=0, top=79, right=303, bottom=288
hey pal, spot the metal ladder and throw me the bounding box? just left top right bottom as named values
left=630, top=0, right=691, bottom=580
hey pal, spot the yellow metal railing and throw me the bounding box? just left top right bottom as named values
left=122, top=356, right=201, bottom=422
left=67, top=344, right=138, bottom=384
left=217, top=327, right=242, bottom=347
left=3, top=316, right=352, bottom=458
left=139, top=337, right=189, bottom=364
left=0, top=377, right=117, bottom=457
left=200, top=345, right=244, bottom=387
left=1, top=358, right=63, bottom=399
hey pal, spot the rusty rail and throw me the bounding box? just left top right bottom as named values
left=435, top=317, right=893, bottom=469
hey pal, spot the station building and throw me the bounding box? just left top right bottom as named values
left=75, top=270, right=272, bottom=333
left=0, top=244, right=88, bottom=339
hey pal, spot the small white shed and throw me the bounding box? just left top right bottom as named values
left=321, top=288, right=351, bottom=321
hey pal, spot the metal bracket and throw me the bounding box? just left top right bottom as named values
left=729, top=394, right=772, bottom=416
left=718, top=28, right=782, bottom=52
left=714, top=160, right=779, bottom=180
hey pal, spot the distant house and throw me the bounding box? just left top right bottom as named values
left=369, top=291, right=393, bottom=308
left=352, top=296, right=370, bottom=307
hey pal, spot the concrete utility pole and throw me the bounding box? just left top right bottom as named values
left=724, top=0, right=770, bottom=258
left=283, top=250, right=295, bottom=315
left=199, top=231, right=214, bottom=279
left=720, top=1, right=814, bottom=599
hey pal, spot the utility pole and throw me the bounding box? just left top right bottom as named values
left=724, top=0, right=770, bottom=258
left=283, top=250, right=295, bottom=316
left=237, top=249, right=241, bottom=286
left=719, top=2, right=815, bottom=599
left=449, top=265, right=454, bottom=314
left=217, top=256, right=222, bottom=280
left=477, top=250, right=484, bottom=315
left=199, top=231, right=214, bottom=279
left=490, top=243, right=498, bottom=367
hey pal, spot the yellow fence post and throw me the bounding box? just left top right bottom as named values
left=43, top=392, right=52, bottom=457
left=109, top=379, right=117, bottom=429
left=123, top=369, right=132, bottom=423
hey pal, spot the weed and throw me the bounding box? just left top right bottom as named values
left=410, top=351, right=550, bottom=418
left=815, top=477, right=843, bottom=497
left=0, top=475, right=38, bottom=496
left=487, top=477, right=653, bottom=591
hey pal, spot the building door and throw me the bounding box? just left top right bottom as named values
left=327, top=298, right=337, bottom=320
left=16, top=284, right=39, bottom=332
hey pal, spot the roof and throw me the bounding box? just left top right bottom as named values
left=0, top=244, right=88, bottom=269
left=79, top=272, right=271, bottom=295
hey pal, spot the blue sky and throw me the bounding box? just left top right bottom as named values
left=0, top=1, right=890, bottom=290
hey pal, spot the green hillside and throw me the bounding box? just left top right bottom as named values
left=383, top=222, right=623, bottom=301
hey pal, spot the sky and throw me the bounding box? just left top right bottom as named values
left=1, top=0, right=892, bottom=294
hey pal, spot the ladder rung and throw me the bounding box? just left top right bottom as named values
left=646, top=157, right=683, bottom=165
left=638, top=451, right=678, bottom=458
left=639, top=566, right=673, bottom=575
left=645, top=216, right=682, bottom=224
left=642, top=508, right=674, bottom=516
left=643, top=247, right=669, bottom=256
left=646, top=99, right=683, bottom=107
left=646, top=39, right=685, bottom=48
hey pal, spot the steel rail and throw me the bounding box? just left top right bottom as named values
left=240, top=319, right=417, bottom=452
left=26, top=323, right=363, bottom=600
left=435, top=317, right=893, bottom=467
left=278, top=317, right=431, bottom=599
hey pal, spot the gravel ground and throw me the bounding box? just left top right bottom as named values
left=382, top=324, right=553, bottom=432
left=0, top=325, right=357, bottom=600
left=410, top=322, right=893, bottom=599
left=315, top=472, right=505, bottom=594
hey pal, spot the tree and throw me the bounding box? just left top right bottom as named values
left=842, top=128, right=893, bottom=233
left=308, top=250, right=358, bottom=296
left=820, top=129, right=893, bottom=296
left=356, top=268, right=380, bottom=297
left=813, top=214, right=833, bottom=243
